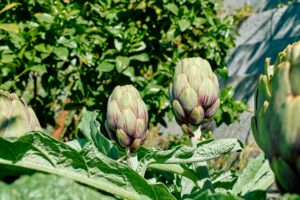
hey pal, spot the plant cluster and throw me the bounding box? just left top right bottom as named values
left=0, top=57, right=275, bottom=199
left=0, top=0, right=246, bottom=138
left=1, top=1, right=300, bottom=199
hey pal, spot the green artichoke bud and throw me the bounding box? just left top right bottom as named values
left=170, top=57, right=220, bottom=130
left=251, top=41, right=300, bottom=193
left=0, top=90, right=41, bottom=138
left=105, top=85, right=148, bottom=152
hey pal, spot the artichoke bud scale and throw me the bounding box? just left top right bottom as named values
left=116, top=129, right=131, bottom=147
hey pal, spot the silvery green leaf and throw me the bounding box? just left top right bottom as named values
left=0, top=132, right=175, bottom=200
left=0, top=173, right=115, bottom=200
left=137, top=139, right=243, bottom=176
left=78, top=111, right=119, bottom=159
left=232, top=153, right=275, bottom=196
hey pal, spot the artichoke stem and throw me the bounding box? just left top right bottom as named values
left=127, top=150, right=139, bottom=171
left=190, top=126, right=215, bottom=192
left=190, top=126, right=201, bottom=146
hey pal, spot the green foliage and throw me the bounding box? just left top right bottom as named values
left=186, top=191, right=243, bottom=200
left=0, top=173, right=115, bottom=200
left=0, top=131, right=175, bottom=199
left=0, top=0, right=242, bottom=135
left=282, top=194, right=300, bottom=200
left=231, top=154, right=274, bottom=197
left=0, top=111, right=275, bottom=199
left=78, top=110, right=119, bottom=159
left=137, top=138, right=243, bottom=176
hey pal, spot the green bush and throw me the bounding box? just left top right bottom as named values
left=0, top=111, right=275, bottom=199
left=0, top=0, right=245, bottom=135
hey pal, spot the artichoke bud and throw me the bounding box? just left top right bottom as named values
left=105, top=85, right=148, bottom=152
left=0, top=90, right=41, bottom=138
left=252, top=41, right=300, bottom=193
left=170, top=57, right=220, bottom=129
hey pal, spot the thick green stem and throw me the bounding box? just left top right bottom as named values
left=190, top=127, right=201, bottom=147
left=127, top=151, right=138, bottom=171
left=190, top=126, right=215, bottom=192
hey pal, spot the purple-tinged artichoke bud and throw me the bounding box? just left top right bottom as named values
left=170, top=57, right=220, bottom=129
left=0, top=90, right=41, bottom=138
left=251, top=41, right=300, bottom=193
left=105, top=85, right=148, bottom=152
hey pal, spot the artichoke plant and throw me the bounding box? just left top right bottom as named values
left=251, top=41, right=300, bottom=193
left=105, top=85, right=148, bottom=153
left=170, top=57, right=220, bottom=133
left=0, top=90, right=41, bottom=138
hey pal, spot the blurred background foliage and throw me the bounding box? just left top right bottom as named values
left=0, top=0, right=246, bottom=140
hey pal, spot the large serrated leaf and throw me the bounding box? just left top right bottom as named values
left=137, top=139, right=243, bottom=175
left=0, top=173, right=115, bottom=200
left=78, top=112, right=201, bottom=188
left=147, top=163, right=200, bottom=185
left=0, top=132, right=175, bottom=200
left=185, top=191, right=243, bottom=200
left=78, top=111, right=119, bottom=159
left=232, top=153, right=275, bottom=196
left=212, top=170, right=238, bottom=191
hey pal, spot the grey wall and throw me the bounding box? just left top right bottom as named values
left=223, top=1, right=300, bottom=107
left=224, top=0, right=300, bottom=13
left=215, top=1, right=300, bottom=141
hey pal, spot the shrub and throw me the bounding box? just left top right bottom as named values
left=0, top=0, right=244, bottom=136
